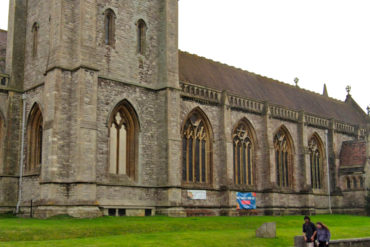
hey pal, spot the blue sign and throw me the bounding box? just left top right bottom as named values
left=236, top=192, right=256, bottom=210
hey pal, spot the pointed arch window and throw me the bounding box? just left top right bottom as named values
left=359, top=177, right=364, bottom=188
left=104, top=9, right=115, bottom=46
left=232, top=120, right=255, bottom=186
left=346, top=177, right=351, bottom=189
left=108, top=101, right=139, bottom=179
left=274, top=127, right=293, bottom=188
left=137, top=19, right=147, bottom=54
left=308, top=135, right=324, bottom=189
left=32, top=23, right=39, bottom=57
left=27, top=104, right=43, bottom=171
left=182, top=109, right=212, bottom=184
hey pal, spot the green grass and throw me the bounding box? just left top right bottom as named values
left=0, top=214, right=369, bottom=246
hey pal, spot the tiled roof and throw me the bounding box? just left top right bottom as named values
left=339, top=141, right=366, bottom=167
left=179, top=51, right=368, bottom=125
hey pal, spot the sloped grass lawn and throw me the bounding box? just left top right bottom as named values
left=0, top=214, right=369, bottom=247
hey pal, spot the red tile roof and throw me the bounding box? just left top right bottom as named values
left=179, top=51, right=368, bottom=125
left=339, top=141, right=366, bottom=167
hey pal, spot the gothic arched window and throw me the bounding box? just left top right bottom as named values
left=32, top=23, right=39, bottom=57
left=353, top=177, right=357, bottom=189
left=346, top=177, right=351, bottom=189
left=274, top=127, right=293, bottom=188
left=27, top=104, right=43, bottom=171
left=232, top=119, right=255, bottom=186
left=359, top=177, right=364, bottom=188
left=182, top=108, right=212, bottom=184
left=137, top=19, right=147, bottom=54
left=108, top=100, right=139, bottom=179
left=308, top=134, right=324, bottom=189
left=104, top=9, right=115, bottom=46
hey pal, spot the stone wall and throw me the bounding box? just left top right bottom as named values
left=330, top=238, right=370, bottom=247
left=23, top=0, right=51, bottom=89
left=295, top=236, right=370, bottom=247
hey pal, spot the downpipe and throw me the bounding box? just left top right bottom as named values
left=16, top=94, right=26, bottom=214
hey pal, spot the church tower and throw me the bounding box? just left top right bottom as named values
left=1, top=0, right=180, bottom=217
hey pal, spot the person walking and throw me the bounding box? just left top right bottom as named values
left=316, top=222, right=331, bottom=247
left=303, top=216, right=317, bottom=247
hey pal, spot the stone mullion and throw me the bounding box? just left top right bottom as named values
left=192, top=134, right=196, bottom=183
left=310, top=153, right=313, bottom=188
left=275, top=149, right=279, bottom=187
left=316, top=154, right=319, bottom=188
left=199, top=137, right=203, bottom=183
left=233, top=142, right=236, bottom=184
left=239, top=143, right=243, bottom=184
left=205, top=137, right=209, bottom=184
left=317, top=153, right=322, bottom=189
left=243, top=143, right=247, bottom=185
left=186, top=137, right=190, bottom=182
left=313, top=153, right=317, bottom=188
left=317, top=153, right=323, bottom=189
left=249, top=145, right=253, bottom=186
left=116, top=125, right=120, bottom=175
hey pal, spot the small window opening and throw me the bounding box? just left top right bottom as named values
left=32, top=23, right=39, bottom=57
left=145, top=209, right=152, bottom=216
left=137, top=19, right=147, bottom=54
left=108, top=208, right=116, bottom=216
left=104, top=9, right=115, bottom=46
left=118, top=209, right=126, bottom=216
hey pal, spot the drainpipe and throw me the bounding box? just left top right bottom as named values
left=325, top=129, right=332, bottom=214
left=16, top=94, right=26, bottom=214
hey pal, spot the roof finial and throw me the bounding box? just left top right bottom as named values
left=294, top=77, right=299, bottom=87
left=367, top=105, right=370, bottom=116
left=345, top=85, right=351, bottom=95
left=323, top=83, right=328, bottom=97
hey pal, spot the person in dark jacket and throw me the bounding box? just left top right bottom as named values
left=316, top=222, right=331, bottom=247
left=303, top=216, right=317, bottom=247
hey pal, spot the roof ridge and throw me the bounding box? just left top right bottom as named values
left=179, top=50, right=347, bottom=105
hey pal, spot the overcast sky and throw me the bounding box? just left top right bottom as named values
left=1, top=0, right=369, bottom=112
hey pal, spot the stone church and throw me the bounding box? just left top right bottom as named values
left=0, top=0, right=369, bottom=218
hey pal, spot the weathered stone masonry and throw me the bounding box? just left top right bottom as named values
left=0, top=0, right=369, bottom=217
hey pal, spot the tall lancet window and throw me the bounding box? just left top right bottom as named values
left=308, top=134, right=324, bottom=189
left=104, top=9, right=115, bottom=46
left=182, top=109, right=212, bottom=184
left=109, top=101, right=139, bottom=179
left=232, top=120, right=255, bottom=186
left=359, top=177, right=364, bottom=188
left=27, top=104, right=43, bottom=171
left=346, top=177, right=351, bottom=189
left=353, top=177, right=357, bottom=189
left=32, top=23, right=39, bottom=57
left=274, top=127, right=293, bottom=188
left=137, top=19, right=147, bottom=54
